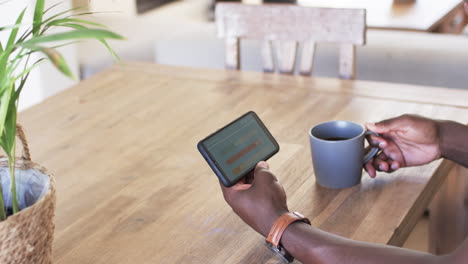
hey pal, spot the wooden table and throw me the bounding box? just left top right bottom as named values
left=19, top=63, right=468, bottom=263
left=297, top=0, right=466, bottom=33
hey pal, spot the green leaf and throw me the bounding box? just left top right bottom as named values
left=13, top=45, right=73, bottom=79
left=30, top=23, right=120, bottom=63
left=1, top=96, right=17, bottom=156
left=0, top=68, right=13, bottom=94
left=16, top=26, right=33, bottom=44
left=73, top=11, right=118, bottom=17
left=0, top=52, right=6, bottom=68
left=9, top=41, right=79, bottom=64
left=41, top=9, right=118, bottom=35
left=19, top=29, right=125, bottom=47
left=33, top=0, right=45, bottom=36
left=41, top=6, right=87, bottom=27
left=9, top=153, right=19, bottom=214
left=12, top=72, right=30, bottom=102
left=42, top=48, right=75, bottom=79
left=7, top=9, right=26, bottom=49
left=0, top=97, right=19, bottom=213
left=47, top=18, right=107, bottom=28
left=13, top=58, right=45, bottom=81
left=53, top=23, right=88, bottom=30
left=0, top=9, right=26, bottom=71
left=43, top=2, right=64, bottom=15
left=100, top=39, right=121, bottom=62
left=0, top=183, right=5, bottom=220
left=0, top=137, right=7, bottom=157
left=0, top=23, right=24, bottom=32
left=0, top=80, right=19, bottom=214
left=0, top=79, right=14, bottom=151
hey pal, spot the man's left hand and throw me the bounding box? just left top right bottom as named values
left=220, top=161, right=290, bottom=237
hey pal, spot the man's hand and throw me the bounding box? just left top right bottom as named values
left=364, top=114, right=441, bottom=178
left=220, top=161, right=289, bottom=237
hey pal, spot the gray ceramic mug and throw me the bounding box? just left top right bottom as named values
left=309, top=121, right=380, bottom=189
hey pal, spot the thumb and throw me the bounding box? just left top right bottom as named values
left=253, top=161, right=277, bottom=186
left=255, top=161, right=270, bottom=172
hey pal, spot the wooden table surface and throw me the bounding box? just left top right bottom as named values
left=19, top=63, right=468, bottom=263
left=297, top=0, right=464, bottom=32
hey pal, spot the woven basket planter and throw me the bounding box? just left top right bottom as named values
left=0, top=125, right=56, bottom=264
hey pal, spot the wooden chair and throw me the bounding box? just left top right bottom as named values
left=215, top=3, right=366, bottom=79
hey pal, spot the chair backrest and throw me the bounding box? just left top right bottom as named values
left=215, top=3, right=366, bottom=79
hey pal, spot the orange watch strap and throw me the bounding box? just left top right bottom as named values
left=266, top=212, right=311, bottom=247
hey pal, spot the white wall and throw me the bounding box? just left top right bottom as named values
left=89, top=0, right=137, bottom=15
left=0, top=0, right=79, bottom=111
left=77, top=0, right=214, bottom=78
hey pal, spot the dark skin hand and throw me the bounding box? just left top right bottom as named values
left=219, top=6, right=468, bottom=259
left=220, top=161, right=288, bottom=237
left=220, top=161, right=465, bottom=264
left=219, top=115, right=468, bottom=264
left=364, top=114, right=441, bottom=178
left=365, top=114, right=468, bottom=177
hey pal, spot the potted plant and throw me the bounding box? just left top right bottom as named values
left=0, top=0, right=122, bottom=262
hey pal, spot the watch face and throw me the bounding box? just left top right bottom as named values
left=264, top=242, right=294, bottom=263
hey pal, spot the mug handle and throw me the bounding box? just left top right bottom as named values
left=363, top=130, right=380, bottom=164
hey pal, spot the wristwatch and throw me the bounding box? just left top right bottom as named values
left=265, top=212, right=311, bottom=263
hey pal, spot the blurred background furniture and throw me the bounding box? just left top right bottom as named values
left=7, top=0, right=467, bottom=108
left=75, top=0, right=468, bottom=90
left=154, top=28, right=468, bottom=89
left=297, top=0, right=466, bottom=34
left=215, top=3, right=366, bottom=79
left=73, top=0, right=181, bottom=15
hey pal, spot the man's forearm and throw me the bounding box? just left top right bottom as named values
left=438, top=121, right=468, bottom=167
left=280, top=222, right=448, bottom=264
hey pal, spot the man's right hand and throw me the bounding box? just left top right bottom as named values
left=364, top=114, right=442, bottom=178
